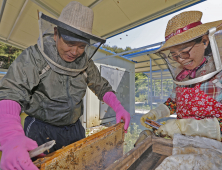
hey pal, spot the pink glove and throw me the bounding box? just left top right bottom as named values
left=0, top=100, right=39, bottom=170
left=103, top=92, right=131, bottom=132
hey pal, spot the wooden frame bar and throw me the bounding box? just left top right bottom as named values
left=34, top=123, right=125, bottom=170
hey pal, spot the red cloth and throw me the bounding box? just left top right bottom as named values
left=165, top=21, right=202, bottom=41
left=176, top=84, right=222, bottom=119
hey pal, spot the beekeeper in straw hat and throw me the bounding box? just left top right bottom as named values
left=140, top=11, right=222, bottom=141
left=0, top=1, right=130, bottom=169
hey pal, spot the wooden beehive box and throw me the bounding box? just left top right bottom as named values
left=34, top=123, right=125, bottom=170
left=105, top=135, right=173, bottom=170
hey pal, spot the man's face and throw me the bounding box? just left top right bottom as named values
left=54, top=27, right=87, bottom=62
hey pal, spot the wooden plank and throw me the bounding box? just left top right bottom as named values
left=152, top=136, right=173, bottom=156
left=105, top=136, right=152, bottom=170
left=152, top=143, right=172, bottom=156
left=152, top=136, right=173, bottom=146
left=34, top=123, right=125, bottom=170
left=128, top=148, right=167, bottom=170
left=153, top=155, right=168, bottom=169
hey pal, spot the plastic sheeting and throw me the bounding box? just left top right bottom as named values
left=156, top=134, right=222, bottom=170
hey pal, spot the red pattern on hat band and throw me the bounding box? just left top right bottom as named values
left=165, top=21, right=202, bottom=41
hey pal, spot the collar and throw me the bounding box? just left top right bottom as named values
left=176, top=57, right=207, bottom=81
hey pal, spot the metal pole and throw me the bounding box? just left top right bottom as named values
left=147, top=76, right=149, bottom=105
left=150, top=58, right=153, bottom=109
left=7, top=0, right=29, bottom=41
left=0, top=0, right=7, bottom=23
left=143, top=74, right=150, bottom=111
left=93, top=42, right=164, bottom=61
left=154, top=80, right=155, bottom=97
left=161, top=69, right=163, bottom=102
left=167, top=80, right=169, bottom=96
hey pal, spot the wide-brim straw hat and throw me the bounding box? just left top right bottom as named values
left=157, top=11, right=222, bottom=52
left=57, top=1, right=105, bottom=41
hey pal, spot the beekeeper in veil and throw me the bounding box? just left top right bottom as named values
left=0, top=1, right=130, bottom=169
left=140, top=11, right=222, bottom=141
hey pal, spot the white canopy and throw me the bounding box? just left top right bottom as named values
left=0, top=0, right=204, bottom=49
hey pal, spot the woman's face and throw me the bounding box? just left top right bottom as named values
left=169, top=35, right=209, bottom=70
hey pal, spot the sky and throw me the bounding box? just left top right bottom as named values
left=106, top=0, right=222, bottom=49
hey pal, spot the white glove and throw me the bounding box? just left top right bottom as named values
left=140, top=104, right=170, bottom=128
left=157, top=118, right=221, bottom=141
